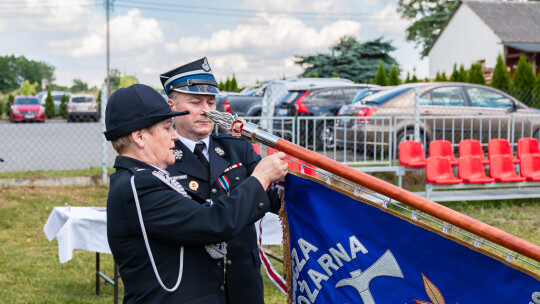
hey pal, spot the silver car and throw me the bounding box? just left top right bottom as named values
left=67, top=94, right=99, bottom=122
left=335, top=82, right=540, bottom=151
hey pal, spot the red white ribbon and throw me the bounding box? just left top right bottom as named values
left=258, top=217, right=287, bottom=294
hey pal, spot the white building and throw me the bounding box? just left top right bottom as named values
left=428, top=1, right=540, bottom=79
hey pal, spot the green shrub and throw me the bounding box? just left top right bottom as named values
left=6, top=94, right=14, bottom=116
left=510, top=55, right=536, bottom=106
left=59, top=94, right=68, bottom=118
left=375, top=60, right=387, bottom=86
left=449, top=64, right=459, bottom=82
left=388, top=64, right=401, bottom=85
left=44, top=90, right=55, bottom=118
left=490, top=54, right=511, bottom=92
left=467, top=63, right=486, bottom=85
left=458, top=64, right=467, bottom=82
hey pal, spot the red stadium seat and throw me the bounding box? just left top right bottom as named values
left=429, top=140, right=458, bottom=166
left=517, top=137, right=540, bottom=160
left=459, top=139, right=489, bottom=165
left=519, top=154, right=540, bottom=181
left=458, top=156, right=495, bottom=183
left=398, top=140, right=427, bottom=167
left=426, top=157, right=463, bottom=184
left=489, top=155, right=526, bottom=182
left=488, top=138, right=519, bottom=164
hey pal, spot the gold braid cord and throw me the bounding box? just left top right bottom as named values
left=278, top=195, right=292, bottom=304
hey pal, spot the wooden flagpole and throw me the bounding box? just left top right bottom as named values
left=203, top=111, right=540, bottom=263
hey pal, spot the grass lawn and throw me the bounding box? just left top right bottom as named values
left=0, top=185, right=287, bottom=303
left=0, top=184, right=538, bottom=303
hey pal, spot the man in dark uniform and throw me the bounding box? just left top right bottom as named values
left=104, top=83, right=288, bottom=303
left=160, top=57, right=282, bottom=303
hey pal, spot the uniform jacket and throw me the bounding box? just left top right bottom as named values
left=166, top=133, right=281, bottom=304
left=107, top=155, right=272, bottom=304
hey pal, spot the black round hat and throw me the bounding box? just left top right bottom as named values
left=104, top=84, right=189, bottom=141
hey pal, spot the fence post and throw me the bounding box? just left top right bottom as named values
left=414, top=87, right=420, bottom=142
left=101, top=84, right=108, bottom=185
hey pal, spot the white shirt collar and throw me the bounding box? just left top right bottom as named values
left=176, top=131, right=210, bottom=157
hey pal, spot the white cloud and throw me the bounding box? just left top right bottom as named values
left=166, top=13, right=360, bottom=56
left=10, top=0, right=97, bottom=32
left=243, top=0, right=350, bottom=14
left=51, top=9, right=164, bottom=58
left=366, top=4, right=411, bottom=37
left=162, top=12, right=361, bottom=85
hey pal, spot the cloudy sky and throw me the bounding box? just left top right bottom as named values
left=0, top=0, right=428, bottom=90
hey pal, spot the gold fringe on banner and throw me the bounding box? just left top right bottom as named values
left=278, top=193, right=292, bottom=304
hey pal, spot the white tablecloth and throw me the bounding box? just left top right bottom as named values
left=44, top=207, right=110, bottom=263
left=44, top=206, right=283, bottom=263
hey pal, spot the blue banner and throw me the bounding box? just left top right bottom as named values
left=284, top=173, right=540, bottom=304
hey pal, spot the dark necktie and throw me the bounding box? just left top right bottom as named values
left=193, top=142, right=210, bottom=171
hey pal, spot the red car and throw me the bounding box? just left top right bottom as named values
left=10, top=96, right=46, bottom=122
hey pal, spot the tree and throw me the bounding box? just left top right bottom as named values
left=59, top=94, right=69, bottom=118
left=388, top=64, right=401, bottom=85
left=490, top=54, right=511, bottom=92
left=441, top=71, right=447, bottom=82
left=296, top=36, right=399, bottom=83
left=533, top=74, right=540, bottom=108
left=104, top=68, right=122, bottom=91
left=467, top=63, right=486, bottom=85
left=449, top=64, right=460, bottom=82
left=230, top=75, right=239, bottom=92
left=511, top=55, right=536, bottom=106
left=435, top=71, right=442, bottom=82
left=5, top=94, right=14, bottom=116
left=411, top=74, right=419, bottom=83
left=397, top=0, right=459, bottom=57
left=19, top=80, right=38, bottom=96
left=375, top=60, right=387, bottom=86
left=0, top=55, right=55, bottom=93
left=71, top=78, right=89, bottom=92
left=96, top=89, right=102, bottom=114
left=225, top=77, right=231, bottom=91
left=404, top=72, right=411, bottom=84
left=118, top=74, right=138, bottom=89
left=45, top=90, right=55, bottom=118
left=458, top=64, right=467, bottom=82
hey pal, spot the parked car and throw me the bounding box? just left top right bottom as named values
left=10, top=96, right=45, bottom=122
left=216, top=83, right=268, bottom=116
left=39, top=91, right=72, bottom=115
left=350, top=87, right=390, bottom=104
left=273, top=83, right=378, bottom=149
left=335, top=82, right=540, bottom=151
left=67, top=94, right=99, bottom=122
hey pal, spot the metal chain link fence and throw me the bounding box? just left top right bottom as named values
left=1, top=87, right=539, bottom=174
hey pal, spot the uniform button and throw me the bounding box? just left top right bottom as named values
left=221, top=285, right=225, bottom=291
left=206, top=199, right=212, bottom=203
left=211, top=188, right=217, bottom=194
left=226, top=260, right=232, bottom=265
left=218, top=261, right=222, bottom=267
left=257, top=203, right=264, bottom=210
left=236, top=177, right=240, bottom=180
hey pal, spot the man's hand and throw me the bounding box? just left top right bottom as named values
left=251, top=152, right=288, bottom=190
